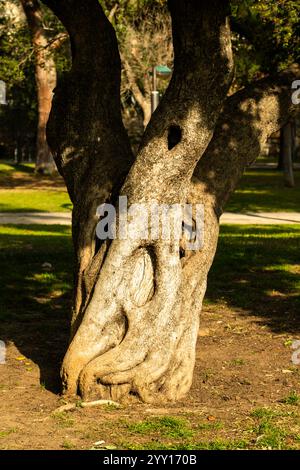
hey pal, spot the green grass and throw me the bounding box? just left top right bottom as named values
left=0, top=162, right=34, bottom=174
left=126, top=417, right=194, bottom=439
left=0, top=165, right=299, bottom=214
left=121, top=406, right=300, bottom=451
left=61, top=439, right=75, bottom=449
left=230, top=358, right=245, bottom=366
left=206, top=224, right=300, bottom=331
left=0, top=190, right=71, bottom=212
left=226, top=169, right=300, bottom=213
left=251, top=408, right=282, bottom=419
left=0, top=224, right=72, bottom=321
left=0, top=429, right=17, bottom=438
left=121, top=416, right=248, bottom=450
left=280, top=391, right=300, bottom=405
left=0, top=223, right=298, bottom=331
left=0, top=161, right=71, bottom=212
left=52, top=412, right=75, bottom=428
left=249, top=407, right=294, bottom=450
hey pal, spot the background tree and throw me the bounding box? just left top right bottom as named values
left=230, top=0, right=300, bottom=178
left=20, top=0, right=68, bottom=174
left=100, top=0, right=173, bottom=148
left=0, top=0, right=70, bottom=171
left=29, top=0, right=300, bottom=403
left=0, top=0, right=36, bottom=161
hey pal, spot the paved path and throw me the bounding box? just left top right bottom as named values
left=0, top=211, right=299, bottom=225
left=0, top=212, right=71, bottom=225
left=221, top=211, right=300, bottom=224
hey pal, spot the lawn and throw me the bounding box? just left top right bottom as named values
left=0, top=224, right=72, bottom=321
left=0, top=223, right=300, bottom=450
left=0, top=162, right=299, bottom=213
left=206, top=224, right=300, bottom=330
left=226, top=170, right=300, bottom=213
left=0, top=162, right=71, bottom=212
left=0, top=190, right=71, bottom=213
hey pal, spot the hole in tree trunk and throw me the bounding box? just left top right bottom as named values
left=168, top=125, right=182, bottom=150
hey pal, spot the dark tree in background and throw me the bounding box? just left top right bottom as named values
left=40, top=0, right=299, bottom=403
left=0, top=0, right=69, bottom=169
left=21, top=0, right=69, bottom=174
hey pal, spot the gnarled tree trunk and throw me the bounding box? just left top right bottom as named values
left=42, top=0, right=300, bottom=403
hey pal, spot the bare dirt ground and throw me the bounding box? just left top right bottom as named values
left=1, top=301, right=300, bottom=450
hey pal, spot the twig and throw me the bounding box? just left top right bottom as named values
left=54, top=399, right=121, bottom=413
left=108, top=4, right=118, bottom=23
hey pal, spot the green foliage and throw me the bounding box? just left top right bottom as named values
left=0, top=1, right=70, bottom=158
left=230, top=0, right=300, bottom=87
left=0, top=10, right=37, bottom=156
left=1, top=0, right=299, bottom=153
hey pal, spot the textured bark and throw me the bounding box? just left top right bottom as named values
left=41, top=0, right=299, bottom=404
left=185, top=67, right=300, bottom=309
left=41, top=0, right=134, bottom=331
left=21, top=0, right=57, bottom=174
left=193, top=66, right=300, bottom=213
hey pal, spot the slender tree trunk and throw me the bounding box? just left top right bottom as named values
left=21, top=0, right=57, bottom=174
left=41, top=0, right=300, bottom=404
left=278, top=126, right=284, bottom=170
left=282, top=121, right=295, bottom=187
left=279, top=119, right=296, bottom=178
left=122, top=57, right=152, bottom=128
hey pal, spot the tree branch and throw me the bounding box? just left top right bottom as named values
left=46, top=31, right=68, bottom=51
left=41, top=0, right=134, bottom=320
left=41, top=0, right=133, bottom=195
left=108, top=4, right=118, bottom=23
left=122, top=55, right=151, bottom=127
left=193, top=65, right=300, bottom=215
left=124, top=0, right=234, bottom=205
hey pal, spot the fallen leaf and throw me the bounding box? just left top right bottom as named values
left=207, top=415, right=216, bottom=421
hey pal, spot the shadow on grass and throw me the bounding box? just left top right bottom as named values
left=206, top=224, right=300, bottom=333
left=0, top=224, right=73, bottom=393
left=0, top=162, right=35, bottom=174
left=225, top=170, right=300, bottom=213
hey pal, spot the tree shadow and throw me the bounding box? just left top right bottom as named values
left=0, top=224, right=72, bottom=393
left=206, top=225, right=300, bottom=334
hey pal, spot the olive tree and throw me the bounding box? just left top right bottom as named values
left=41, top=0, right=299, bottom=403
